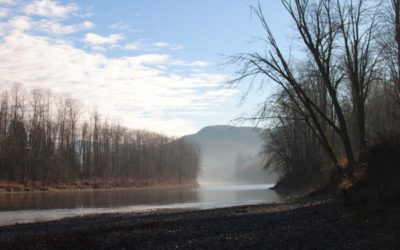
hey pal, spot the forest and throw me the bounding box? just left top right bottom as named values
left=233, top=0, right=400, bottom=196
left=0, top=85, right=200, bottom=187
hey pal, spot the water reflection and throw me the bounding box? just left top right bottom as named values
left=0, top=187, right=200, bottom=211
left=0, top=184, right=281, bottom=226
left=197, top=184, right=280, bottom=207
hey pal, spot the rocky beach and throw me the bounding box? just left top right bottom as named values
left=1, top=197, right=399, bottom=250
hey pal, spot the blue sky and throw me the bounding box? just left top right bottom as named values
left=0, top=0, right=291, bottom=135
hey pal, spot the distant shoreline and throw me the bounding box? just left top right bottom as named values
left=0, top=179, right=198, bottom=193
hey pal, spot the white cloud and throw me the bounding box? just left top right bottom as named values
left=0, top=0, right=15, bottom=5
left=8, top=16, right=32, bottom=31
left=24, top=0, right=78, bottom=18
left=82, top=21, right=94, bottom=29
left=84, top=32, right=123, bottom=45
left=36, top=20, right=94, bottom=35
left=124, top=42, right=140, bottom=50
left=190, top=61, right=209, bottom=67
left=152, top=42, right=183, bottom=50
left=0, top=31, right=232, bottom=135
left=0, top=8, right=8, bottom=18
left=124, top=39, right=183, bottom=51
left=0, top=2, right=93, bottom=36
left=0, top=16, right=93, bottom=36
left=109, top=21, right=130, bottom=30
left=0, top=0, right=235, bottom=135
left=171, top=60, right=210, bottom=67
left=205, top=88, right=239, bottom=97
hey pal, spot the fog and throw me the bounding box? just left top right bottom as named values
left=184, top=125, right=278, bottom=185
left=196, top=147, right=277, bottom=185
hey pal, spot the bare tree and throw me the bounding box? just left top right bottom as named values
left=232, top=1, right=351, bottom=177
left=337, top=0, right=382, bottom=158
left=232, top=0, right=385, bottom=180
left=394, top=0, right=400, bottom=93
left=0, top=84, right=201, bottom=186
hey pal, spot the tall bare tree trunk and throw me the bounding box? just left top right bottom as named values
left=395, top=0, right=400, bottom=97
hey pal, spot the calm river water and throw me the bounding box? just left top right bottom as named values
left=0, top=184, right=281, bottom=226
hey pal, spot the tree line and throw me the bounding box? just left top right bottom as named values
left=232, top=0, right=400, bottom=188
left=0, top=85, right=200, bottom=184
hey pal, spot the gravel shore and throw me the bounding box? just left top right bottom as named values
left=0, top=199, right=399, bottom=250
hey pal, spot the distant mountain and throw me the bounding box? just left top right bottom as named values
left=183, top=125, right=277, bottom=184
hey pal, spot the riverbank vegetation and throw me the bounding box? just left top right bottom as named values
left=0, top=85, right=200, bottom=191
left=232, top=0, right=400, bottom=201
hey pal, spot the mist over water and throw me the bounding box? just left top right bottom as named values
left=184, top=125, right=278, bottom=185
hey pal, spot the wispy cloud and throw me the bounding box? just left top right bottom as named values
left=0, top=31, right=230, bottom=134
left=0, top=0, right=15, bottom=5
left=171, top=60, right=210, bottom=67
left=37, top=20, right=94, bottom=34
left=109, top=21, right=130, bottom=30
left=0, top=8, right=8, bottom=17
left=152, top=42, right=183, bottom=50
left=1, top=15, right=93, bottom=37
left=84, top=32, right=123, bottom=44
left=83, top=32, right=124, bottom=51
left=24, top=0, right=78, bottom=18
left=0, top=0, right=235, bottom=135
left=7, top=16, right=32, bottom=31
left=124, top=39, right=183, bottom=51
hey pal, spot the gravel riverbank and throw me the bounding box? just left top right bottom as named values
left=0, top=198, right=399, bottom=250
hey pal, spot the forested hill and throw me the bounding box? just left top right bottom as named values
left=183, top=125, right=277, bottom=184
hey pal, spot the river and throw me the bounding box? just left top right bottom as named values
left=0, top=184, right=281, bottom=226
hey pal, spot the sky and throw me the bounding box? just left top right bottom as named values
left=0, top=0, right=291, bottom=136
